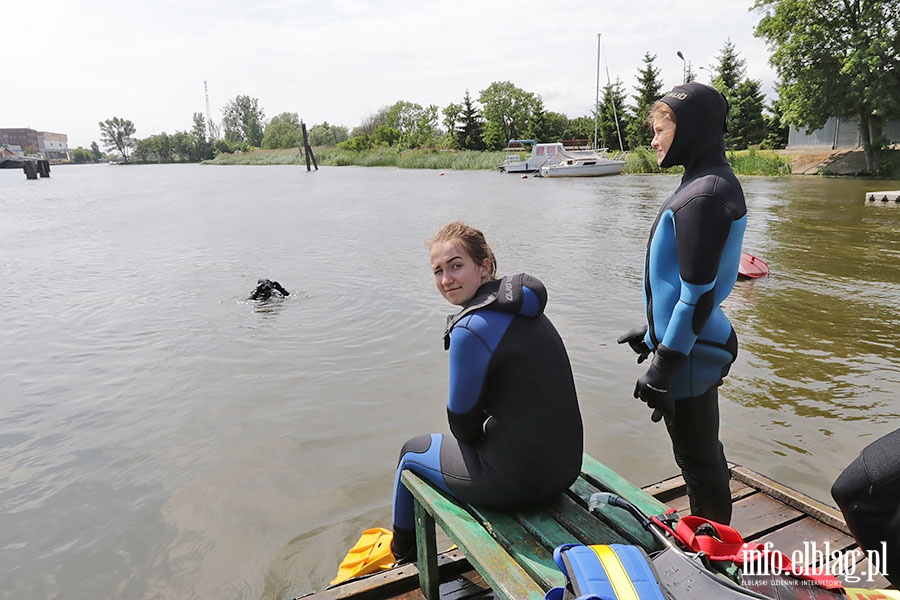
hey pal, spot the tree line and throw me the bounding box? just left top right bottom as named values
left=82, top=2, right=899, bottom=174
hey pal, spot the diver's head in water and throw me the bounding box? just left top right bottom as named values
left=250, top=279, right=290, bottom=300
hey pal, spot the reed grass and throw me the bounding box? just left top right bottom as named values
left=204, top=146, right=792, bottom=176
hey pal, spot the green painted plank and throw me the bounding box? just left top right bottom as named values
left=402, top=471, right=546, bottom=600
left=468, top=506, right=566, bottom=589
left=580, top=454, right=670, bottom=517
left=568, top=477, right=657, bottom=549
left=542, top=491, right=631, bottom=546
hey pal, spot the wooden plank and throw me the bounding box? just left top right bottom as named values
left=664, top=479, right=758, bottom=516
left=759, top=516, right=857, bottom=561
left=304, top=549, right=473, bottom=599
left=580, top=454, right=669, bottom=517
left=642, top=474, right=686, bottom=503
left=414, top=500, right=440, bottom=600
left=401, top=472, right=545, bottom=600
left=731, top=493, right=804, bottom=541
left=466, top=506, right=565, bottom=589
left=542, top=492, right=631, bottom=547
left=567, top=476, right=656, bottom=549
left=731, top=466, right=850, bottom=534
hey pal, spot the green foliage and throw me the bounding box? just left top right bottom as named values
left=726, top=148, right=792, bottom=175
left=453, top=91, right=486, bottom=150
left=99, top=116, right=136, bottom=161
left=308, top=122, right=349, bottom=146
left=71, top=147, right=95, bottom=163
left=627, top=53, right=664, bottom=149
left=90, top=141, right=102, bottom=161
left=707, top=40, right=767, bottom=149
left=222, top=95, right=266, bottom=147
left=598, top=78, right=629, bottom=151
left=539, top=111, right=569, bottom=143
left=478, top=81, right=543, bottom=149
left=373, top=125, right=401, bottom=147
left=754, top=0, right=900, bottom=171
left=338, top=134, right=373, bottom=152
left=261, top=112, right=303, bottom=149
left=190, top=113, right=215, bottom=161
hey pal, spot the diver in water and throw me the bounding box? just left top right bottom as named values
left=618, top=82, right=746, bottom=525
left=832, top=428, right=900, bottom=586
left=389, top=221, right=583, bottom=563
left=250, top=279, right=290, bottom=300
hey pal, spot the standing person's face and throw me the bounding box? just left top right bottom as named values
left=651, top=117, right=676, bottom=166
left=430, top=240, right=490, bottom=306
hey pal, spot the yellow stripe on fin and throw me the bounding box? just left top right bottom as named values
left=591, top=545, right=641, bottom=600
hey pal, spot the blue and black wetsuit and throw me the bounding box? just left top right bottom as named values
left=637, top=83, right=747, bottom=524
left=832, top=428, right=900, bottom=586
left=391, top=273, right=583, bottom=561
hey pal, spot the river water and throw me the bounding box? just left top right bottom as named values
left=1, top=164, right=899, bottom=599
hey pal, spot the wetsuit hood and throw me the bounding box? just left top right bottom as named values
left=658, top=82, right=729, bottom=173
left=443, top=273, right=547, bottom=349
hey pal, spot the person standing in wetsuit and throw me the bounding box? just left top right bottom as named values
left=390, top=221, right=583, bottom=562
left=832, top=429, right=900, bottom=586
left=618, top=83, right=746, bottom=525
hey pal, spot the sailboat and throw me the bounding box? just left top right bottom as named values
left=538, top=34, right=628, bottom=178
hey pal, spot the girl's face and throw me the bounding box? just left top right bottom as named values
left=430, top=240, right=490, bottom=306
left=651, top=117, right=676, bottom=165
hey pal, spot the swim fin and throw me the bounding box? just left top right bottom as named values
left=330, top=527, right=395, bottom=586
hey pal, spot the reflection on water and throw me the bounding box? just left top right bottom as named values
left=1, top=165, right=899, bottom=599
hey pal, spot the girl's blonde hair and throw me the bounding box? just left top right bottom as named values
left=647, top=100, right=676, bottom=127
left=428, top=221, right=498, bottom=280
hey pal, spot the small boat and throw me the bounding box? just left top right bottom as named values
left=537, top=150, right=627, bottom=178
left=499, top=141, right=563, bottom=174
left=739, top=252, right=769, bottom=279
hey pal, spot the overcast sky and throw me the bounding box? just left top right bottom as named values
left=5, top=0, right=777, bottom=149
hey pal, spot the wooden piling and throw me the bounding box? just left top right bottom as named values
left=300, top=122, right=318, bottom=171
left=23, top=160, right=38, bottom=180
left=38, top=160, right=50, bottom=177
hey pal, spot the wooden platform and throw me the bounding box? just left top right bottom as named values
left=866, top=190, right=900, bottom=203
left=299, top=464, right=890, bottom=599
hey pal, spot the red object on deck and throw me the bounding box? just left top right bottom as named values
left=739, top=252, right=769, bottom=279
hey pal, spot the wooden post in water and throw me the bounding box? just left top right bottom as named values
left=300, top=122, right=318, bottom=171
left=38, top=160, right=50, bottom=177
left=23, top=160, right=38, bottom=180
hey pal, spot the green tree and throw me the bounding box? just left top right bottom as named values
left=90, top=141, right=102, bottom=162
left=190, top=112, right=214, bottom=161
left=308, top=122, right=349, bottom=146
left=99, top=116, right=136, bottom=161
left=562, top=116, right=595, bottom=142
left=707, top=39, right=767, bottom=149
left=598, top=78, right=629, bottom=151
left=478, top=81, right=543, bottom=149
left=456, top=91, right=486, bottom=150
left=627, top=52, right=664, bottom=148
left=761, top=94, right=790, bottom=149
left=384, top=101, right=439, bottom=148
left=222, top=95, right=266, bottom=147
left=539, top=111, right=569, bottom=143
left=262, top=112, right=303, bottom=149
left=754, top=0, right=900, bottom=172
left=71, top=147, right=94, bottom=163
left=171, top=131, right=193, bottom=161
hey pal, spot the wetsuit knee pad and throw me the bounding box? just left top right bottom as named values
left=831, top=455, right=871, bottom=508
left=397, top=434, right=433, bottom=464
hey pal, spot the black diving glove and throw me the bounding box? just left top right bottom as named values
left=617, top=325, right=651, bottom=364
left=634, top=345, right=687, bottom=423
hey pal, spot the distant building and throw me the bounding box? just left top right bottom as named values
left=788, top=117, right=900, bottom=149
left=0, top=128, right=71, bottom=160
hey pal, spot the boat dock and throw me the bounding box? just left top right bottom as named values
left=866, top=190, right=900, bottom=204
left=301, top=464, right=890, bottom=599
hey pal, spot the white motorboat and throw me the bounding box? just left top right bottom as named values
left=499, top=141, right=562, bottom=173
left=538, top=151, right=627, bottom=177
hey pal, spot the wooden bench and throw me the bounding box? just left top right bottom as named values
left=400, top=453, right=671, bottom=600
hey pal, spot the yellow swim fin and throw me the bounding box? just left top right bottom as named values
left=330, top=527, right=395, bottom=586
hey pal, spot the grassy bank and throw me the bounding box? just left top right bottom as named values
left=205, top=146, right=794, bottom=176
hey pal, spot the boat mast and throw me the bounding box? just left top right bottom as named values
left=594, top=34, right=601, bottom=151
left=601, top=37, right=625, bottom=153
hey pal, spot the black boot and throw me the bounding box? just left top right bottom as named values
left=391, top=526, right=416, bottom=564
